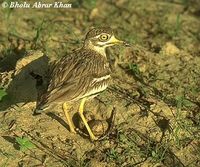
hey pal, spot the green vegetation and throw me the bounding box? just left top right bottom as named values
left=15, top=137, right=35, bottom=152
left=2, top=0, right=13, bottom=20
left=84, top=0, right=97, bottom=9
left=0, top=88, right=7, bottom=101
left=171, top=13, right=182, bottom=37
left=129, top=63, right=141, bottom=76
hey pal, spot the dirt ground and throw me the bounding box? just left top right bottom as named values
left=0, top=0, right=200, bottom=167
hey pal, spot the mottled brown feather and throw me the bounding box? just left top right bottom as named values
left=38, top=48, right=111, bottom=108
left=35, top=27, right=121, bottom=110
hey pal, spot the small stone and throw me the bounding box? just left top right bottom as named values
left=89, top=8, right=99, bottom=20
left=161, top=42, right=180, bottom=56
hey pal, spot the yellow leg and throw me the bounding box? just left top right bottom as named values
left=79, top=98, right=98, bottom=141
left=62, top=102, right=76, bottom=133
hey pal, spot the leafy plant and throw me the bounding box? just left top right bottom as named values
left=106, top=148, right=119, bottom=161
left=15, top=137, right=35, bottom=152
left=0, top=88, right=7, bottom=101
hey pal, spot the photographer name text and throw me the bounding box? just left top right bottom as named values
left=2, top=1, right=72, bottom=8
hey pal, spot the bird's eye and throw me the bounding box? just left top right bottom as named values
left=99, top=34, right=109, bottom=41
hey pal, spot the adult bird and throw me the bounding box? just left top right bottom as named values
left=34, top=27, right=129, bottom=140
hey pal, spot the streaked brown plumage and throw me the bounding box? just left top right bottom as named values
left=39, top=49, right=110, bottom=106
left=35, top=27, right=128, bottom=140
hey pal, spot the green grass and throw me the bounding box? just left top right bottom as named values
left=2, top=0, right=14, bottom=20
left=106, top=148, right=120, bottom=162
left=71, top=0, right=97, bottom=9
left=171, top=95, right=198, bottom=148
left=83, top=0, right=97, bottom=9
left=173, top=13, right=182, bottom=37
left=165, top=13, right=182, bottom=38
left=32, top=19, right=46, bottom=49
left=103, top=128, right=171, bottom=166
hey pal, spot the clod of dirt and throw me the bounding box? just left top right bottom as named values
left=89, top=8, right=99, bottom=20
left=15, top=50, right=46, bottom=75
left=161, top=42, right=180, bottom=56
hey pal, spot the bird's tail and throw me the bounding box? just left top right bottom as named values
left=33, top=108, right=43, bottom=115
left=30, top=71, right=49, bottom=115
left=33, top=102, right=49, bottom=115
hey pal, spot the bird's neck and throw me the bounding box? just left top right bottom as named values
left=84, top=41, right=107, bottom=57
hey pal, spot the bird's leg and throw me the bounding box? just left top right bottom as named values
left=62, top=102, right=76, bottom=133
left=79, top=98, right=98, bottom=141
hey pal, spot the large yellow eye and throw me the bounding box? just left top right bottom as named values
left=99, top=34, right=109, bottom=41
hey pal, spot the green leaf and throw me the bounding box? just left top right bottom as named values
left=16, top=137, right=35, bottom=152
left=0, top=88, right=7, bottom=101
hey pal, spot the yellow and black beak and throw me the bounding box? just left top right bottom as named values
left=108, top=36, right=130, bottom=47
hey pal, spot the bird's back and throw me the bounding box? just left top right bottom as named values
left=36, top=48, right=111, bottom=110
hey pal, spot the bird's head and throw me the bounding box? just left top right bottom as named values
left=83, top=27, right=129, bottom=56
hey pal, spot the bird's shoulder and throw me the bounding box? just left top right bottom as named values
left=48, top=48, right=110, bottom=91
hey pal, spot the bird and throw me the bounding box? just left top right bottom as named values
left=34, top=27, right=129, bottom=140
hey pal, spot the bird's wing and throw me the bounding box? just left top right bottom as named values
left=41, top=50, right=109, bottom=104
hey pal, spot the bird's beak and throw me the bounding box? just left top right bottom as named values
left=109, top=36, right=130, bottom=47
